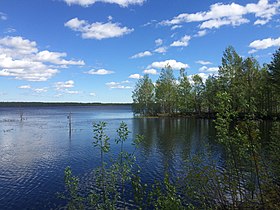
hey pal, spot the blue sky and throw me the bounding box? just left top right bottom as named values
left=0, top=0, right=279, bottom=103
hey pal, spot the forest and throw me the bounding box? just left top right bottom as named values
left=132, top=46, right=280, bottom=119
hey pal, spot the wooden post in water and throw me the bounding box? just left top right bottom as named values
left=67, top=112, right=72, bottom=136
left=19, top=109, right=23, bottom=122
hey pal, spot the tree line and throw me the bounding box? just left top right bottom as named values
left=132, top=46, right=280, bottom=118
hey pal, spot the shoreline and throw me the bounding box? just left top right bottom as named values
left=134, top=112, right=280, bottom=121
left=0, top=102, right=132, bottom=107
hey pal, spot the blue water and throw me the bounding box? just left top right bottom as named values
left=0, top=105, right=216, bottom=209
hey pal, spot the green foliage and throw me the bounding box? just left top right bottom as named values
left=61, top=117, right=280, bottom=209
left=182, top=153, right=223, bottom=209
left=255, top=66, right=274, bottom=116
left=212, top=89, right=279, bottom=208
left=177, top=68, right=192, bottom=114
left=268, top=121, right=280, bottom=177
left=132, top=74, right=155, bottom=116
left=203, top=75, right=219, bottom=113
left=261, top=121, right=280, bottom=209
left=62, top=122, right=144, bottom=209
left=132, top=46, right=280, bottom=118
left=268, top=47, right=280, bottom=115
left=92, top=121, right=112, bottom=208
left=114, top=121, right=132, bottom=206
left=93, top=121, right=110, bottom=153
left=219, top=46, right=243, bottom=88
left=147, top=174, right=185, bottom=210
left=191, top=74, right=205, bottom=114
left=179, top=86, right=280, bottom=209
left=62, top=166, right=84, bottom=210
left=268, top=47, right=280, bottom=91
left=131, top=169, right=147, bottom=209
left=155, top=65, right=178, bottom=114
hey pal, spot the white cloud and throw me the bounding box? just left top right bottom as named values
left=247, top=0, right=279, bottom=25
left=0, top=54, right=58, bottom=81
left=55, top=80, right=74, bottom=90
left=18, top=85, right=31, bottom=89
left=0, top=12, right=7, bottom=20
left=248, top=49, right=257, bottom=54
left=33, top=87, right=48, bottom=93
left=90, top=92, right=96, bottom=96
left=0, top=36, right=38, bottom=55
left=155, top=38, right=163, bottom=46
left=0, top=36, right=85, bottom=81
left=154, top=46, right=167, bottom=54
left=36, top=50, right=84, bottom=65
left=171, top=25, right=182, bottom=30
left=86, top=69, right=114, bottom=75
left=196, top=60, right=212, bottom=65
left=200, top=16, right=249, bottom=29
left=54, top=80, right=80, bottom=94
left=143, top=69, right=158, bottom=75
left=249, top=36, right=280, bottom=51
left=106, top=81, right=132, bottom=89
left=130, top=51, right=152, bottom=59
left=254, top=19, right=269, bottom=25
left=64, top=0, right=145, bottom=7
left=142, top=19, right=158, bottom=27
left=195, top=30, right=207, bottom=37
left=64, top=17, right=86, bottom=30
left=65, top=17, right=133, bottom=40
left=128, top=73, right=143, bottom=79
left=170, top=35, right=191, bottom=47
left=161, top=0, right=280, bottom=29
left=0, top=54, right=38, bottom=69
left=149, top=59, right=189, bottom=70
left=199, top=66, right=219, bottom=73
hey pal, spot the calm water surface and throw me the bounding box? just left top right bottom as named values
left=0, top=105, right=217, bottom=209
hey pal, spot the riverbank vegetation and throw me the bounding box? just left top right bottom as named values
left=61, top=47, right=280, bottom=209
left=61, top=119, right=280, bottom=209
left=132, top=46, right=280, bottom=120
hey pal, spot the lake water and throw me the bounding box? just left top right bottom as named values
left=0, top=105, right=217, bottom=209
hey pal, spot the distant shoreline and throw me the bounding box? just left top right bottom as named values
left=0, top=102, right=132, bottom=107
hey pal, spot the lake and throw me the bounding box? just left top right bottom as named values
left=0, top=105, right=218, bottom=209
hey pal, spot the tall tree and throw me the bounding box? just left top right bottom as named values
left=191, top=74, right=205, bottom=115
left=177, top=68, right=192, bottom=114
left=268, top=47, right=280, bottom=91
left=242, top=57, right=261, bottom=114
left=132, top=74, right=155, bottom=116
left=218, top=46, right=245, bottom=112
left=268, top=48, right=280, bottom=114
left=255, top=66, right=273, bottom=115
left=155, top=66, right=177, bottom=114
left=204, top=75, right=219, bottom=114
